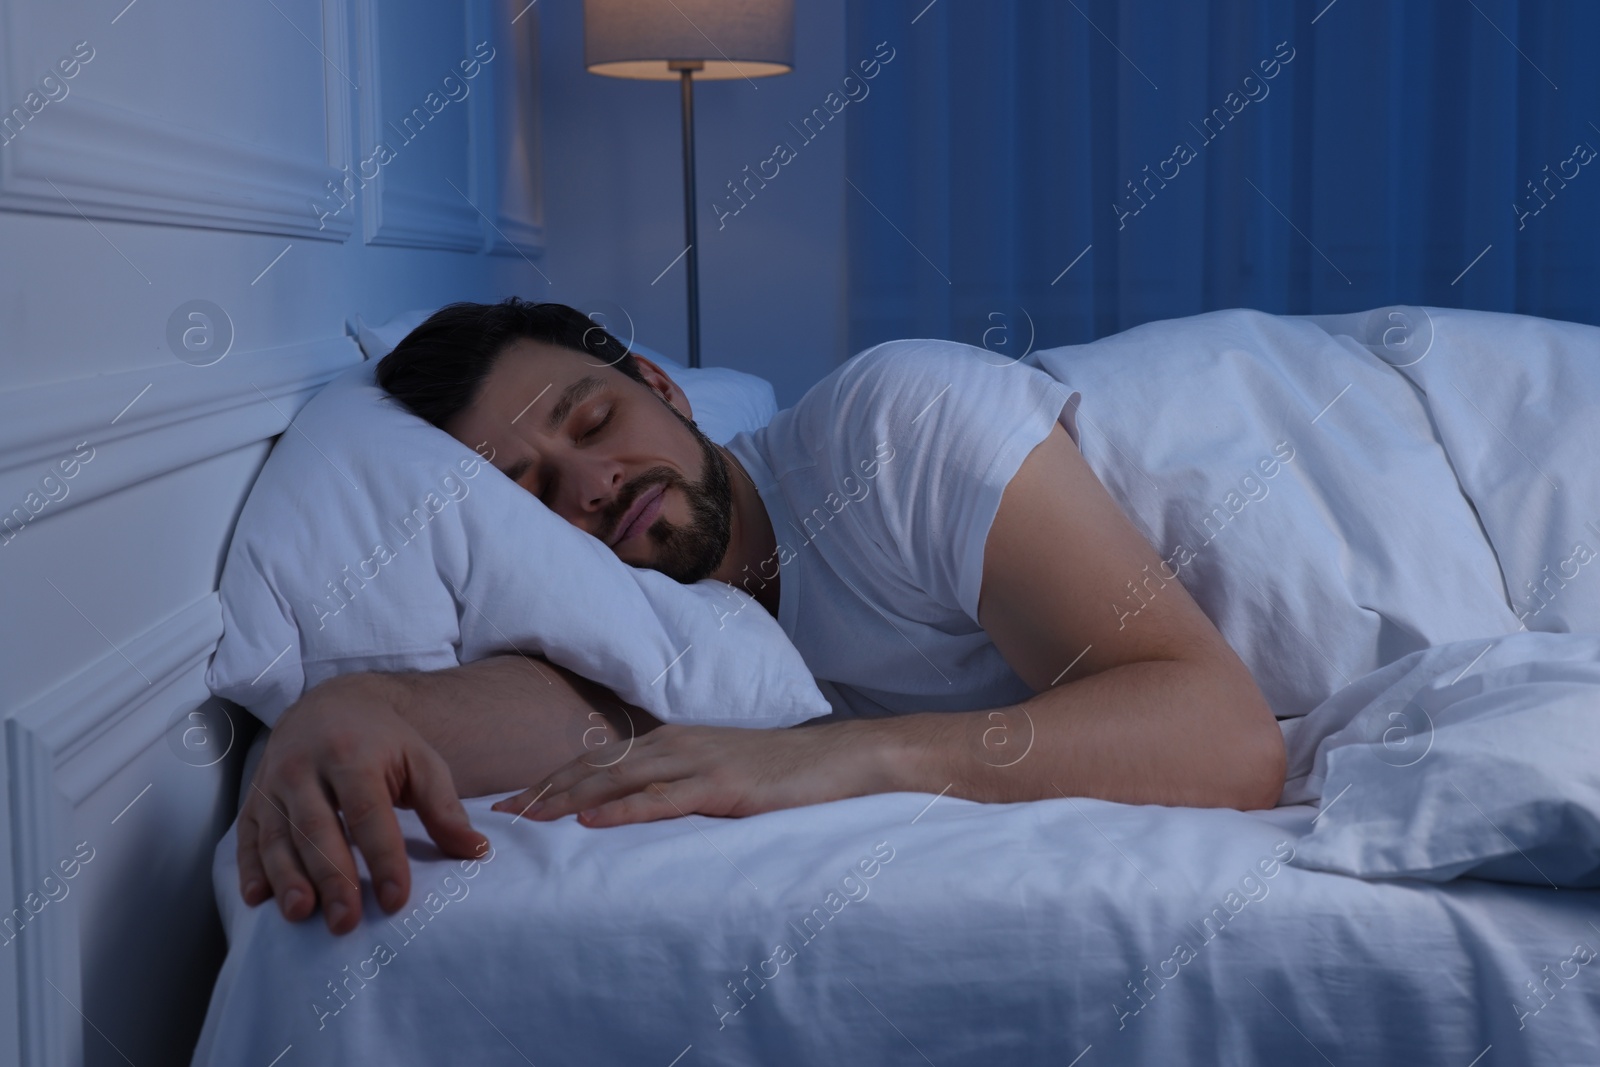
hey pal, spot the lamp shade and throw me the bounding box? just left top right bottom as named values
left=584, top=0, right=794, bottom=80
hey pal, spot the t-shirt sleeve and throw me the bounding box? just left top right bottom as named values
left=820, top=339, right=1079, bottom=624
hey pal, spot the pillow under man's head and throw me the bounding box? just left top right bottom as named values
left=377, top=297, right=734, bottom=585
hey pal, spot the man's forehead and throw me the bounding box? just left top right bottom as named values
left=490, top=337, right=592, bottom=383
left=480, top=340, right=611, bottom=412
left=454, top=340, right=632, bottom=459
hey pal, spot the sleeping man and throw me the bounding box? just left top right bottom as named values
left=236, top=298, right=1286, bottom=935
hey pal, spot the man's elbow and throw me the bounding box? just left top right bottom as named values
left=1227, top=697, right=1287, bottom=811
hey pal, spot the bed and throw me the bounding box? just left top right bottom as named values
left=191, top=305, right=1600, bottom=1065
left=191, top=793, right=1597, bottom=1065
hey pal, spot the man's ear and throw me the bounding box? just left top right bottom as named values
left=630, top=355, right=694, bottom=423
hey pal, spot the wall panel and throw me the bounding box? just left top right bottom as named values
left=0, top=0, right=354, bottom=239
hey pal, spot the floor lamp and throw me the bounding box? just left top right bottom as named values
left=584, top=0, right=794, bottom=368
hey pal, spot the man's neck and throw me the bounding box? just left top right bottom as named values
left=710, top=445, right=780, bottom=617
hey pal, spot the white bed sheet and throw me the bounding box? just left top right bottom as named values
left=192, top=793, right=1599, bottom=1065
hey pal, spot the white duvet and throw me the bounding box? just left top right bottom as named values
left=195, top=307, right=1600, bottom=1065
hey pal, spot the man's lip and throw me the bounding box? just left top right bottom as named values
left=609, top=482, right=666, bottom=546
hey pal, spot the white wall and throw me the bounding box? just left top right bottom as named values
left=536, top=0, right=849, bottom=407
left=0, top=1, right=547, bottom=1062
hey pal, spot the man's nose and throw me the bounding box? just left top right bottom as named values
left=569, top=455, right=624, bottom=517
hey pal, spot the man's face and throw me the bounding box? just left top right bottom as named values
left=445, top=338, right=732, bottom=583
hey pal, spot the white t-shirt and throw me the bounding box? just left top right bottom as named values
left=723, top=339, right=1081, bottom=719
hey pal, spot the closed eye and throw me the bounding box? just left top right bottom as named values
left=581, top=408, right=614, bottom=441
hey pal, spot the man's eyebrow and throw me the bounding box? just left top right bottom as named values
left=546, top=376, right=605, bottom=431
left=502, top=458, right=531, bottom=482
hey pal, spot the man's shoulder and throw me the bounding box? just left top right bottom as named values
left=831, top=337, right=1003, bottom=390
left=798, top=337, right=1029, bottom=429
left=754, top=336, right=1071, bottom=485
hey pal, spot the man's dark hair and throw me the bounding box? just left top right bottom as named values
left=374, top=297, right=647, bottom=429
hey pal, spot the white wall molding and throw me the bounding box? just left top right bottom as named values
left=0, top=335, right=363, bottom=532
left=485, top=0, right=546, bottom=259
left=0, top=95, right=356, bottom=241
left=5, top=593, right=223, bottom=1066
left=366, top=177, right=484, bottom=251
left=0, top=0, right=355, bottom=241
left=356, top=0, right=489, bottom=251
left=3, top=717, right=78, bottom=1067
left=20, top=595, right=223, bottom=805
left=487, top=213, right=544, bottom=257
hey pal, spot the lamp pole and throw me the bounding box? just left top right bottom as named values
left=669, top=60, right=702, bottom=368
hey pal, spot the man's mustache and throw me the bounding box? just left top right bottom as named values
left=598, top=467, right=679, bottom=543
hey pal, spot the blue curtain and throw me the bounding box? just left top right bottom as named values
left=844, top=0, right=1600, bottom=357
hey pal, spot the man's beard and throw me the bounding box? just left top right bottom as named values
left=598, top=406, right=732, bottom=584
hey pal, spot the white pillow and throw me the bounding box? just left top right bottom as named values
left=353, top=309, right=435, bottom=362
left=1283, top=630, right=1600, bottom=888
left=206, top=357, right=827, bottom=730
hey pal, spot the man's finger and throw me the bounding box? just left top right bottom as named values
left=490, top=785, right=547, bottom=820
left=514, top=754, right=612, bottom=810
left=487, top=757, right=597, bottom=819
left=514, top=726, right=672, bottom=814
left=579, top=781, right=703, bottom=828
left=333, top=770, right=413, bottom=914
left=253, top=792, right=318, bottom=922
left=533, top=754, right=693, bottom=822
left=274, top=782, right=364, bottom=934
left=400, top=745, right=489, bottom=862
left=236, top=805, right=271, bottom=906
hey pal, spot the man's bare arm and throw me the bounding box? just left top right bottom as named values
left=382, top=654, right=659, bottom=797
left=237, top=653, right=658, bottom=934
left=943, top=419, right=1286, bottom=809
left=884, top=421, right=1284, bottom=810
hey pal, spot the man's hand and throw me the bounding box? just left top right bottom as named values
left=491, top=721, right=893, bottom=828
left=237, top=673, right=489, bottom=934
